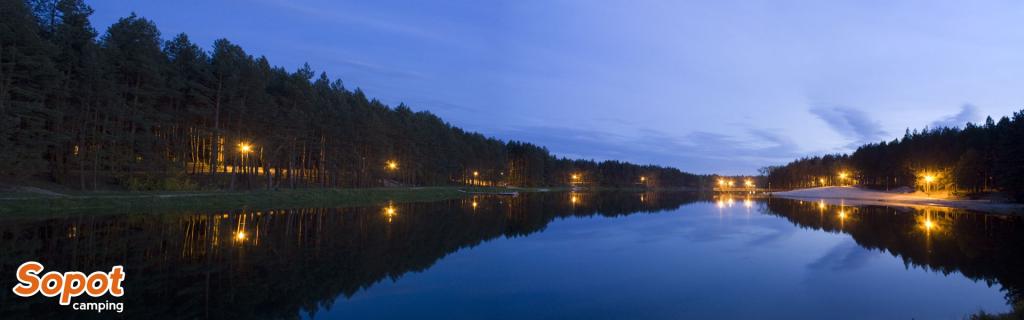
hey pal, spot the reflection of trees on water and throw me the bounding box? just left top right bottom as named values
left=764, top=199, right=1024, bottom=305
left=0, top=191, right=697, bottom=319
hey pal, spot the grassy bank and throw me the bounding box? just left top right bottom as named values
left=0, top=186, right=703, bottom=216
left=0, top=187, right=528, bottom=216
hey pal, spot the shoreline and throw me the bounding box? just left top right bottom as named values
left=0, top=187, right=514, bottom=216
left=772, top=186, right=1024, bottom=214
left=0, top=186, right=699, bottom=216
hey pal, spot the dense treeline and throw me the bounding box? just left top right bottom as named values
left=765, top=113, right=1024, bottom=200
left=0, top=0, right=705, bottom=190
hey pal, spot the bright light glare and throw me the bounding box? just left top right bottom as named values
left=923, top=219, right=935, bottom=230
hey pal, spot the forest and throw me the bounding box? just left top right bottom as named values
left=763, top=112, right=1024, bottom=200
left=0, top=0, right=706, bottom=191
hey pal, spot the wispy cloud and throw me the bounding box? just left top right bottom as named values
left=809, top=106, right=888, bottom=147
left=930, top=104, right=979, bottom=129
left=257, top=0, right=454, bottom=45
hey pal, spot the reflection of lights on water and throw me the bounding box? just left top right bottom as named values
left=923, top=219, right=935, bottom=230
left=838, top=210, right=847, bottom=219
left=384, top=205, right=397, bottom=223
left=716, top=200, right=725, bottom=208
left=743, top=199, right=753, bottom=208
left=818, top=200, right=826, bottom=210
left=571, top=195, right=578, bottom=204
left=234, top=231, right=247, bottom=241
left=472, top=201, right=478, bottom=209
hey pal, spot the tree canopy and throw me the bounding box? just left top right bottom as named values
left=764, top=112, right=1024, bottom=200
left=1, top=0, right=706, bottom=190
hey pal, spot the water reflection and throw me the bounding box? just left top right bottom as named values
left=0, top=191, right=698, bottom=318
left=0, top=194, right=1021, bottom=318
left=764, top=198, right=1024, bottom=305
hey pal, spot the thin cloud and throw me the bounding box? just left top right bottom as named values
left=258, top=0, right=450, bottom=44
left=930, top=104, right=979, bottom=129
left=809, top=106, right=888, bottom=147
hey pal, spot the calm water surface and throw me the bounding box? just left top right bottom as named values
left=1, top=192, right=1022, bottom=319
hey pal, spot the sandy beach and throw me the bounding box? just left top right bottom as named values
left=772, top=186, right=1024, bottom=214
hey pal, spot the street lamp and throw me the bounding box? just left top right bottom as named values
left=386, top=160, right=398, bottom=171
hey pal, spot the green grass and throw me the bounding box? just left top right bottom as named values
left=0, top=187, right=515, bottom=216
left=0, top=185, right=699, bottom=216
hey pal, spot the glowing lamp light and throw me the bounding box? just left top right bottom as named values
left=234, top=231, right=247, bottom=241
left=838, top=210, right=847, bottom=219
left=924, top=175, right=936, bottom=183
left=386, top=160, right=398, bottom=171
left=473, top=171, right=479, bottom=177
left=923, top=219, right=935, bottom=230
left=384, top=205, right=397, bottom=223
left=472, top=201, right=478, bottom=209
left=640, top=176, right=647, bottom=182
left=238, top=143, right=253, bottom=154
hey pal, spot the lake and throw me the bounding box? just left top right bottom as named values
left=1, top=191, right=1021, bottom=319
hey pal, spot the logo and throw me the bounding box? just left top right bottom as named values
left=12, top=261, right=125, bottom=313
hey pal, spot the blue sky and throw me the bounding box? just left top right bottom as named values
left=89, top=0, right=1024, bottom=174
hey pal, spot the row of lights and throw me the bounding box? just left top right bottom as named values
left=717, top=179, right=755, bottom=188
